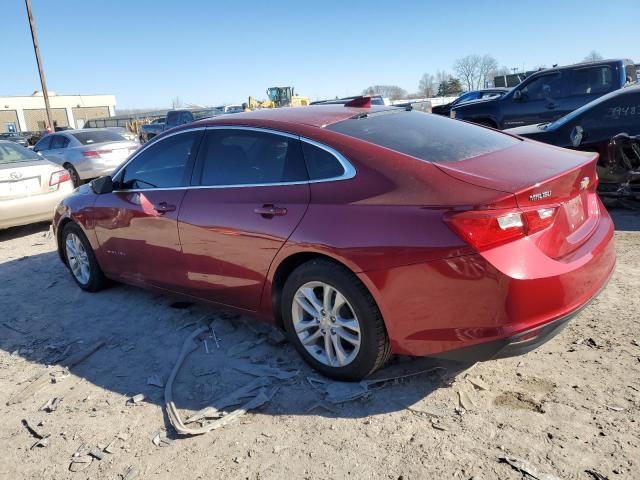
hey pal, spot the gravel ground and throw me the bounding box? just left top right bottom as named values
left=0, top=209, right=638, bottom=480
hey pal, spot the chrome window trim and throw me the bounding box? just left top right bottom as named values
left=110, top=125, right=356, bottom=193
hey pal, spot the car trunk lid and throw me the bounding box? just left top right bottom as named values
left=437, top=141, right=601, bottom=259
left=0, top=160, right=63, bottom=199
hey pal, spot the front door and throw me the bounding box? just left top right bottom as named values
left=93, top=129, right=203, bottom=289
left=178, top=127, right=310, bottom=311
left=502, top=72, right=568, bottom=128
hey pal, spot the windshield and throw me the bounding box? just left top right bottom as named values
left=0, top=142, right=40, bottom=164
left=71, top=130, right=127, bottom=145
left=327, top=110, right=519, bottom=163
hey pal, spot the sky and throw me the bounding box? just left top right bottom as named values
left=2, top=0, right=639, bottom=109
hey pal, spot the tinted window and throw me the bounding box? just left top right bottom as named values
left=327, top=110, right=518, bottom=163
left=71, top=130, right=125, bottom=145
left=520, top=73, right=566, bottom=100
left=196, top=129, right=308, bottom=186
left=120, top=131, right=201, bottom=189
left=0, top=142, right=40, bottom=164
left=34, top=135, right=52, bottom=151
left=571, top=66, right=613, bottom=96
left=624, top=64, right=637, bottom=84
left=301, top=142, right=345, bottom=180
left=50, top=135, right=69, bottom=149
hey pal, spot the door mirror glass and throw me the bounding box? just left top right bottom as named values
left=92, top=175, right=114, bottom=194
left=513, top=90, right=522, bottom=101
left=570, top=125, right=584, bottom=147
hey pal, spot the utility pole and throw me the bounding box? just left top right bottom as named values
left=25, top=0, right=54, bottom=132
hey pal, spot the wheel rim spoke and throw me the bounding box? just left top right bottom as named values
left=291, top=281, right=361, bottom=369
left=65, top=233, right=91, bottom=285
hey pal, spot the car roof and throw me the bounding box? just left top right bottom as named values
left=194, top=105, right=396, bottom=128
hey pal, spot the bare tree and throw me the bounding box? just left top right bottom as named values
left=584, top=50, right=604, bottom=62
left=418, top=73, right=436, bottom=97
left=362, top=85, right=407, bottom=101
left=453, top=54, right=481, bottom=91
left=171, top=96, right=183, bottom=109
left=478, top=54, right=498, bottom=89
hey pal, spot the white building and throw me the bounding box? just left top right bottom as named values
left=0, top=91, right=116, bottom=132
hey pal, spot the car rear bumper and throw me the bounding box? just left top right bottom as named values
left=0, top=182, right=74, bottom=229
left=359, top=203, right=616, bottom=359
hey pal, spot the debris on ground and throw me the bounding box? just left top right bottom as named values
left=69, top=454, right=92, bottom=472
left=233, top=363, right=298, bottom=380
left=585, top=469, right=610, bottom=480
left=122, top=465, right=139, bottom=480
left=499, top=456, right=561, bottom=480
left=128, top=394, right=145, bottom=405
left=39, top=396, right=61, bottom=413
left=151, top=430, right=173, bottom=448
left=467, top=377, right=489, bottom=391
left=227, top=338, right=266, bottom=358
left=324, top=381, right=370, bottom=404
left=457, top=389, right=475, bottom=411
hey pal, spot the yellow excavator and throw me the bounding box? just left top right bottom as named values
left=248, top=86, right=309, bottom=109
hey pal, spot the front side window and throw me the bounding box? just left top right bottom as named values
left=520, top=73, right=566, bottom=101
left=119, top=130, right=201, bottom=189
left=195, top=129, right=308, bottom=186
left=34, top=135, right=52, bottom=151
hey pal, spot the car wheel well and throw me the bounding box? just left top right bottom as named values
left=271, top=252, right=353, bottom=328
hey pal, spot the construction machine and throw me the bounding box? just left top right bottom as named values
left=247, top=86, right=309, bottom=110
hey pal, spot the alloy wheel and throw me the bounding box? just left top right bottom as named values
left=65, top=233, right=90, bottom=285
left=291, top=281, right=361, bottom=367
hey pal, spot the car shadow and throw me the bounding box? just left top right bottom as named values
left=0, top=221, right=51, bottom=242
left=0, top=250, right=472, bottom=432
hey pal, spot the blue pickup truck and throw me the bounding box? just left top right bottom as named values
left=451, top=59, right=637, bottom=129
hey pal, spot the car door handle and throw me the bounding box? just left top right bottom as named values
left=154, top=202, right=176, bottom=214
left=546, top=102, right=556, bottom=109
left=254, top=204, right=287, bottom=218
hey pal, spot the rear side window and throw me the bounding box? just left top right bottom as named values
left=195, top=129, right=308, bottom=186
left=120, top=130, right=201, bottom=189
left=571, top=66, right=613, bottom=96
left=624, top=63, right=637, bottom=84
left=71, top=130, right=125, bottom=145
left=327, top=110, right=518, bottom=163
left=301, top=142, right=345, bottom=180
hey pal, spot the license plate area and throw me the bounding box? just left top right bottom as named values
left=0, top=177, right=41, bottom=196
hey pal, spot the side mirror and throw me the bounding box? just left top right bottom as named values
left=570, top=125, right=584, bottom=147
left=513, top=90, right=522, bottom=101
left=92, top=175, right=114, bottom=194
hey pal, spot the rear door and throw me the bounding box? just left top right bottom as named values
left=93, top=129, right=203, bottom=288
left=565, top=65, right=616, bottom=117
left=178, top=127, right=310, bottom=311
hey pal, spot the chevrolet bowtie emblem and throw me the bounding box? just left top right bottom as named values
left=579, top=177, right=590, bottom=190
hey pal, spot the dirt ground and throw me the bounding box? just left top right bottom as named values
left=0, top=209, right=638, bottom=480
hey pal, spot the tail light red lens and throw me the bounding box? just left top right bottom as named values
left=82, top=149, right=112, bottom=158
left=50, top=169, right=71, bottom=186
left=445, top=206, right=558, bottom=251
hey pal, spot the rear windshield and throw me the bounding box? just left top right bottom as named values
left=327, top=110, right=518, bottom=163
left=0, top=142, right=40, bottom=164
left=71, top=130, right=126, bottom=145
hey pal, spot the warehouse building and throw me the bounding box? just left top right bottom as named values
left=0, top=91, right=116, bottom=132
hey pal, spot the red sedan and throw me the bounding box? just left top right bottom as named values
left=53, top=99, right=615, bottom=380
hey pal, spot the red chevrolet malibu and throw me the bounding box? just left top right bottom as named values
left=53, top=100, right=615, bottom=380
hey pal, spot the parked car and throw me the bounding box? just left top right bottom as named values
left=505, top=84, right=640, bottom=204
left=432, top=88, right=510, bottom=117
left=33, top=129, right=138, bottom=187
left=451, top=59, right=637, bottom=129
left=139, top=108, right=223, bottom=143
left=52, top=102, right=615, bottom=380
left=106, top=126, right=139, bottom=143
left=311, top=94, right=389, bottom=106
left=0, top=132, right=30, bottom=148
left=0, top=140, right=73, bottom=229
left=138, top=118, right=166, bottom=143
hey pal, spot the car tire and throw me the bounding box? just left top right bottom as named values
left=282, top=259, right=391, bottom=381
left=61, top=222, right=108, bottom=292
left=64, top=164, right=81, bottom=188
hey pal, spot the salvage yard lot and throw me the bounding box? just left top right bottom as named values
left=0, top=210, right=638, bottom=480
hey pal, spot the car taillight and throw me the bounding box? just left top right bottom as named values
left=444, top=206, right=558, bottom=251
left=50, top=169, right=71, bottom=186
left=82, top=149, right=112, bottom=158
